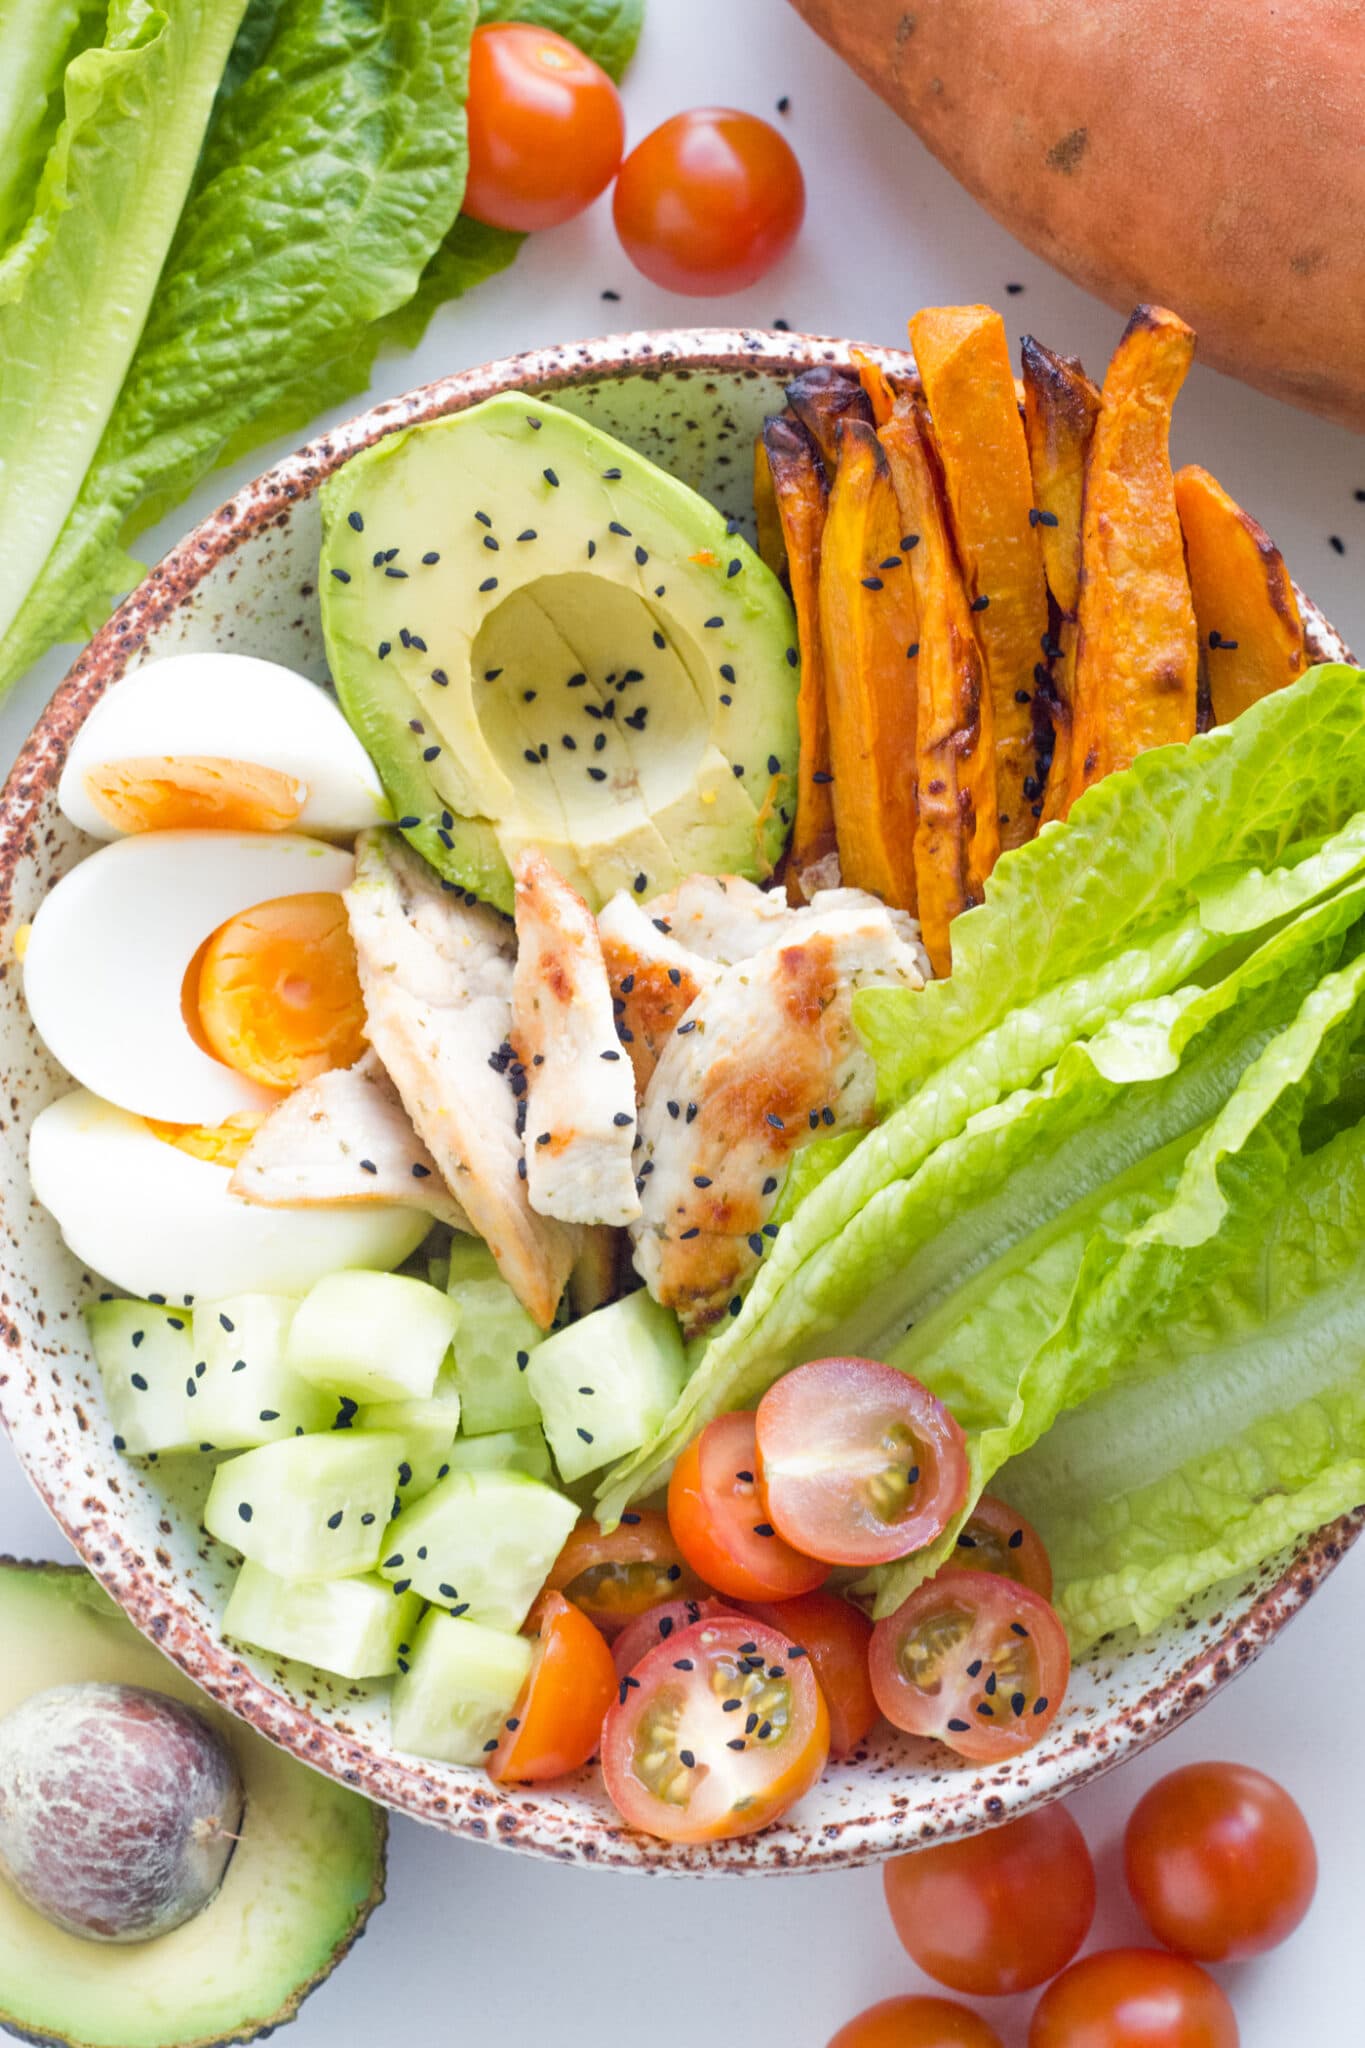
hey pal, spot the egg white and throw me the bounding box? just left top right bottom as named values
left=57, top=652, right=388, bottom=841
left=30, top=1091, right=430, bottom=1302
left=23, top=831, right=356, bottom=1124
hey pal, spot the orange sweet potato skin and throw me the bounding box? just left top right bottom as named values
left=788, top=0, right=1365, bottom=429
left=1174, top=464, right=1308, bottom=724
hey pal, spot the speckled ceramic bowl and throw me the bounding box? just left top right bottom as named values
left=0, top=330, right=1358, bottom=1875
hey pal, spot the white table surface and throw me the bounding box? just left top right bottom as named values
left=2, top=3, right=1362, bottom=2043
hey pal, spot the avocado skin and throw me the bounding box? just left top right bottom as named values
left=320, top=393, right=800, bottom=913
left=0, top=1560, right=385, bottom=2048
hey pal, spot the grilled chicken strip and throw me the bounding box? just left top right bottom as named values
left=230, top=1052, right=470, bottom=1230
left=512, top=849, right=640, bottom=1227
left=345, top=829, right=576, bottom=1328
left=631, top=903, right=927, bottom=1336
left=598, top=874, right=922, bottom=1092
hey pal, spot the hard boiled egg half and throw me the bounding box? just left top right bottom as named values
left=57, top=652, right=389, bottom=841
left=30, top=1091, right=428, bottom=1301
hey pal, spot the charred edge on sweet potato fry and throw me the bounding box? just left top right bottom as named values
left=908, top=304, right=1051, bottom=852
left=817, top=417, right=920, bottom=912
left=1175, top=463, right=1308, bottom=726
left=880, top=396, right=997, bottom=975
left=1065, top=304, right=1199, bottom=812
left=762, top=410, right=839, bottom=897
left=1020, top=336, right=1102, bottom=823
left=785, top=363, right=875, bottom=475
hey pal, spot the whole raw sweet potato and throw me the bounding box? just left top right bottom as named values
left=788, top=0, right=1365, bottom=427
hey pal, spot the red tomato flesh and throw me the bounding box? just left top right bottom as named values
left=1124, top=1761, right=1317, bottom=1962
left=1027, top=1948, right=1239, bottom=2048
left=951, top=1492, right=1053, bottom=1598
left=601, top=1613, right=829, bottom=1843
left=738, top=1591, right=878, bottom=1757
left=756, top=1356, right=969, bottom=1567
left=612, top=107, right=805, bottom=296
left=884, top=1805, right=1095, bottom=1996
left=828, top=1995, right=1003, bottom=2048
left=464, top=23, right=624, bottom=233
left=545, top=1510, right=708, bottom=1638
left=486, top=1591, right=616, bottom=1784
left=668, top=1411, right=828, bottom=1601
left=869, top=1569, right=1070, bottom=1763
left=611, top=1597, right=737, bottom=1680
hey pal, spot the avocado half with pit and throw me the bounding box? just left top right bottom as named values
left=320, top=394, right=801, bottom=912
left=0, top=1561, right=384, bottom=2048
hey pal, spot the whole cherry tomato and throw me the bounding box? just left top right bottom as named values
left=1124, top=1762, right=1317, bottom=1962
left=463, top=23, right=624, bottom=233
left=613, top=108, right=804, bottom=295
left=828, top=1995, right=1003, bottom=2048
left=1027, top=1949, right=1239, bottom=2048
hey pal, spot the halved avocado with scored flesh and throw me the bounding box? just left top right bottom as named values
left=0, top=1561, right=384, bottom=2048
left=320, top=394, right=801, bottom=912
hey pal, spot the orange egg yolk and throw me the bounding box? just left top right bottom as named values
left=188, top=891, right=368, bottom=1092
left=144, top=1113, right=265, bottom=1169
left=83, top=757, right=306, bottom=833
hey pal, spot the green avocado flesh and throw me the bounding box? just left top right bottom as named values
left=320, top=393, right=801, bottom=912
left=0, top=1563, right=384, bottom=2048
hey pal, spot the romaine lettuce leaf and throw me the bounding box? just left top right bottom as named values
left=1002, top=1113, right=1365, bottom=1650
left=0, top=1, right=108, bottom=250
left=478, top=0, right=643, bottom=76
left=0, top=0, right=250, bottom=654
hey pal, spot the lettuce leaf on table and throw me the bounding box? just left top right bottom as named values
left=0, top=0, right=250, bottom=657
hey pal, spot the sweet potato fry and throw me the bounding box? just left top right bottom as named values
left=1066, top=306, right=1199, bottom=807
left=753, top=428, right=787, bottom=579
left=850, top=345, right=902, bottom=426
left=908, top=305, right=1050, bottom=851
left=816, top=417, right=919, bottom=910
left=786, top=364, right=873, bottom=476
left=881, top=398, right=998, bottom=975
left=1020, top=337, right=1102, bottom=822
left=1174, top=464, right=1308, bottom=724
left=762, top=411, right=838, bottom=894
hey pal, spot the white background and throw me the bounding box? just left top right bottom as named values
left=2, top=3, right=1363, bottom=2043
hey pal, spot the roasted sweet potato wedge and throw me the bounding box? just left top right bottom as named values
left=753, top=428, right=787, bottom=580
left=1020, top=336, right=1103, bottom=822
left=908, top=305, right=1050, bottom=850
left=850, top=345, right=902, bottom=426
left=816, top=417, right=919, bottom=910
left=1066, top=306, right=1199, bottom=808
left=762, top=411, right=838, bottom=894
left=1175, top=463, right=1308, bottom=724
left=881, top=398, right=998, bottom=976
left=786, top=364, right=873, bottom=476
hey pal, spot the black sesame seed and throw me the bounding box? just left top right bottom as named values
left=762, top=1175, right=778, bottom=1195
left=594, top=732, right=607, bottom=752
left=431, top=668, right=449, bottom=686
left=729, top=1297, right=742, bottom=1316
left=777, top=94, right=790, bottom=111
left=347, top=511, right=364, bottom=532
left=1015, top=688, right=1032, bottom=704
left=544, top=468, right=559, bottom=487
left=609, top=520, right=631, bottom=537
left=678, top=1018, right=698, bottom=1035
left=562, top=734, right=577, bottom=749
left=259, top=1408, right=280, bottom=1423
left=601, top=1048, right=620, bottom=1060
left=861, top=575, right=884, bottom=591
left=971, top=593, right=990, bottom=611
left=1011, top=1621, right=1030, bottom=1638
left=727, top=1738, right=747, bottom=1752
left=705, top=616, right=724, bottom=629
left=947, top=1716, right=970, bottom=1732
left=768, top=753, right=780, bottom=774
left=748, top=1233, right=765, bottom=1256
left=811, top=769, right=833, bottom=784
left=331, top=567, right=351, bottom=584
left=785, top=646, right=798, bottom=667
left=423, top=550, right=440, bottom=564
left=1033, top=1696, right=1050, bottom=1714
left=907, top=642, right=920, bottom=659
left=483, top=534, right=499, bottom=551
left=1330, top=535, right=1346, bottom=555
left=613, top=1111, right=632, bottom=1127
left=479, top=576, right=498, bottom=592
left=679, top=1226, right=700, bottom=1240
left=588, top=766, right=607, bottom=781
left=385, top=567, right=408, bottom=579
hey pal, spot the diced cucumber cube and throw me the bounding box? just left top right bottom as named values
left=527, top=1288, right=686, bottom=1483
left=390, top=1611, right=532, bottom=1765
left=192, top=1294, right=335, bottom=1450
left=446, top=1239, right=544, bottom=1433
left=359, top=1394, right=460, bottom=1500
left=285, top=1271, right=457, bottom=1402
left=205, top=1433, right=403, bottom=1579
left=85, top=1298, right=196, bottom=1455
left=379, top=1468, right=577, bottom=1629
left=223, top=1561, right=423, bottom=1680
left=442, top=1426, right=553, bottom=1483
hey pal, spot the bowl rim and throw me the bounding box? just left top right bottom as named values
left=0, top=325, right=1359, bottom=1875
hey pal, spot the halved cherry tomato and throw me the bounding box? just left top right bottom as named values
left=611, top=1597, right=737, bottom=1681
left=486, top=1592, right=616, bottom=1784
left=612, top=108, right=805, bottom=296
left=756, top=1358, right=969, bottom=1567
left=869, top=1569, right=1070, bottom=1763
left=668, top=1411, right=828, bottom=1601
left=463, top=23, right=625, bottom=233
left=1124, top=1762, right=1317, bottom=1962
left=738, top=1592, right=878, bottom=1758
left=545, top=1510, right=708, bottom=1639
left=951, top=1493, right=1053, bottom=1598
left=601, top=1613, right=829, bottom=1843
left=1027, top=1949, right=1239, bottom=2048
left=828, top=1995, right=1003, bottom=2048
left=884, top=1806, right=1095, bottom=1996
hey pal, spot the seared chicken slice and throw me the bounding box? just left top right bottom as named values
left=230, top=1052, right=471, bottom=1229
left=597, top=893, right=721, bottom=1093
left=644, top=873, right=806, bottom=963
left=512, top=850, right=640, bottom=1227
left=345, top=829, right=576, bottom=1328
left=630, top=904, right=927, bottom=1336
